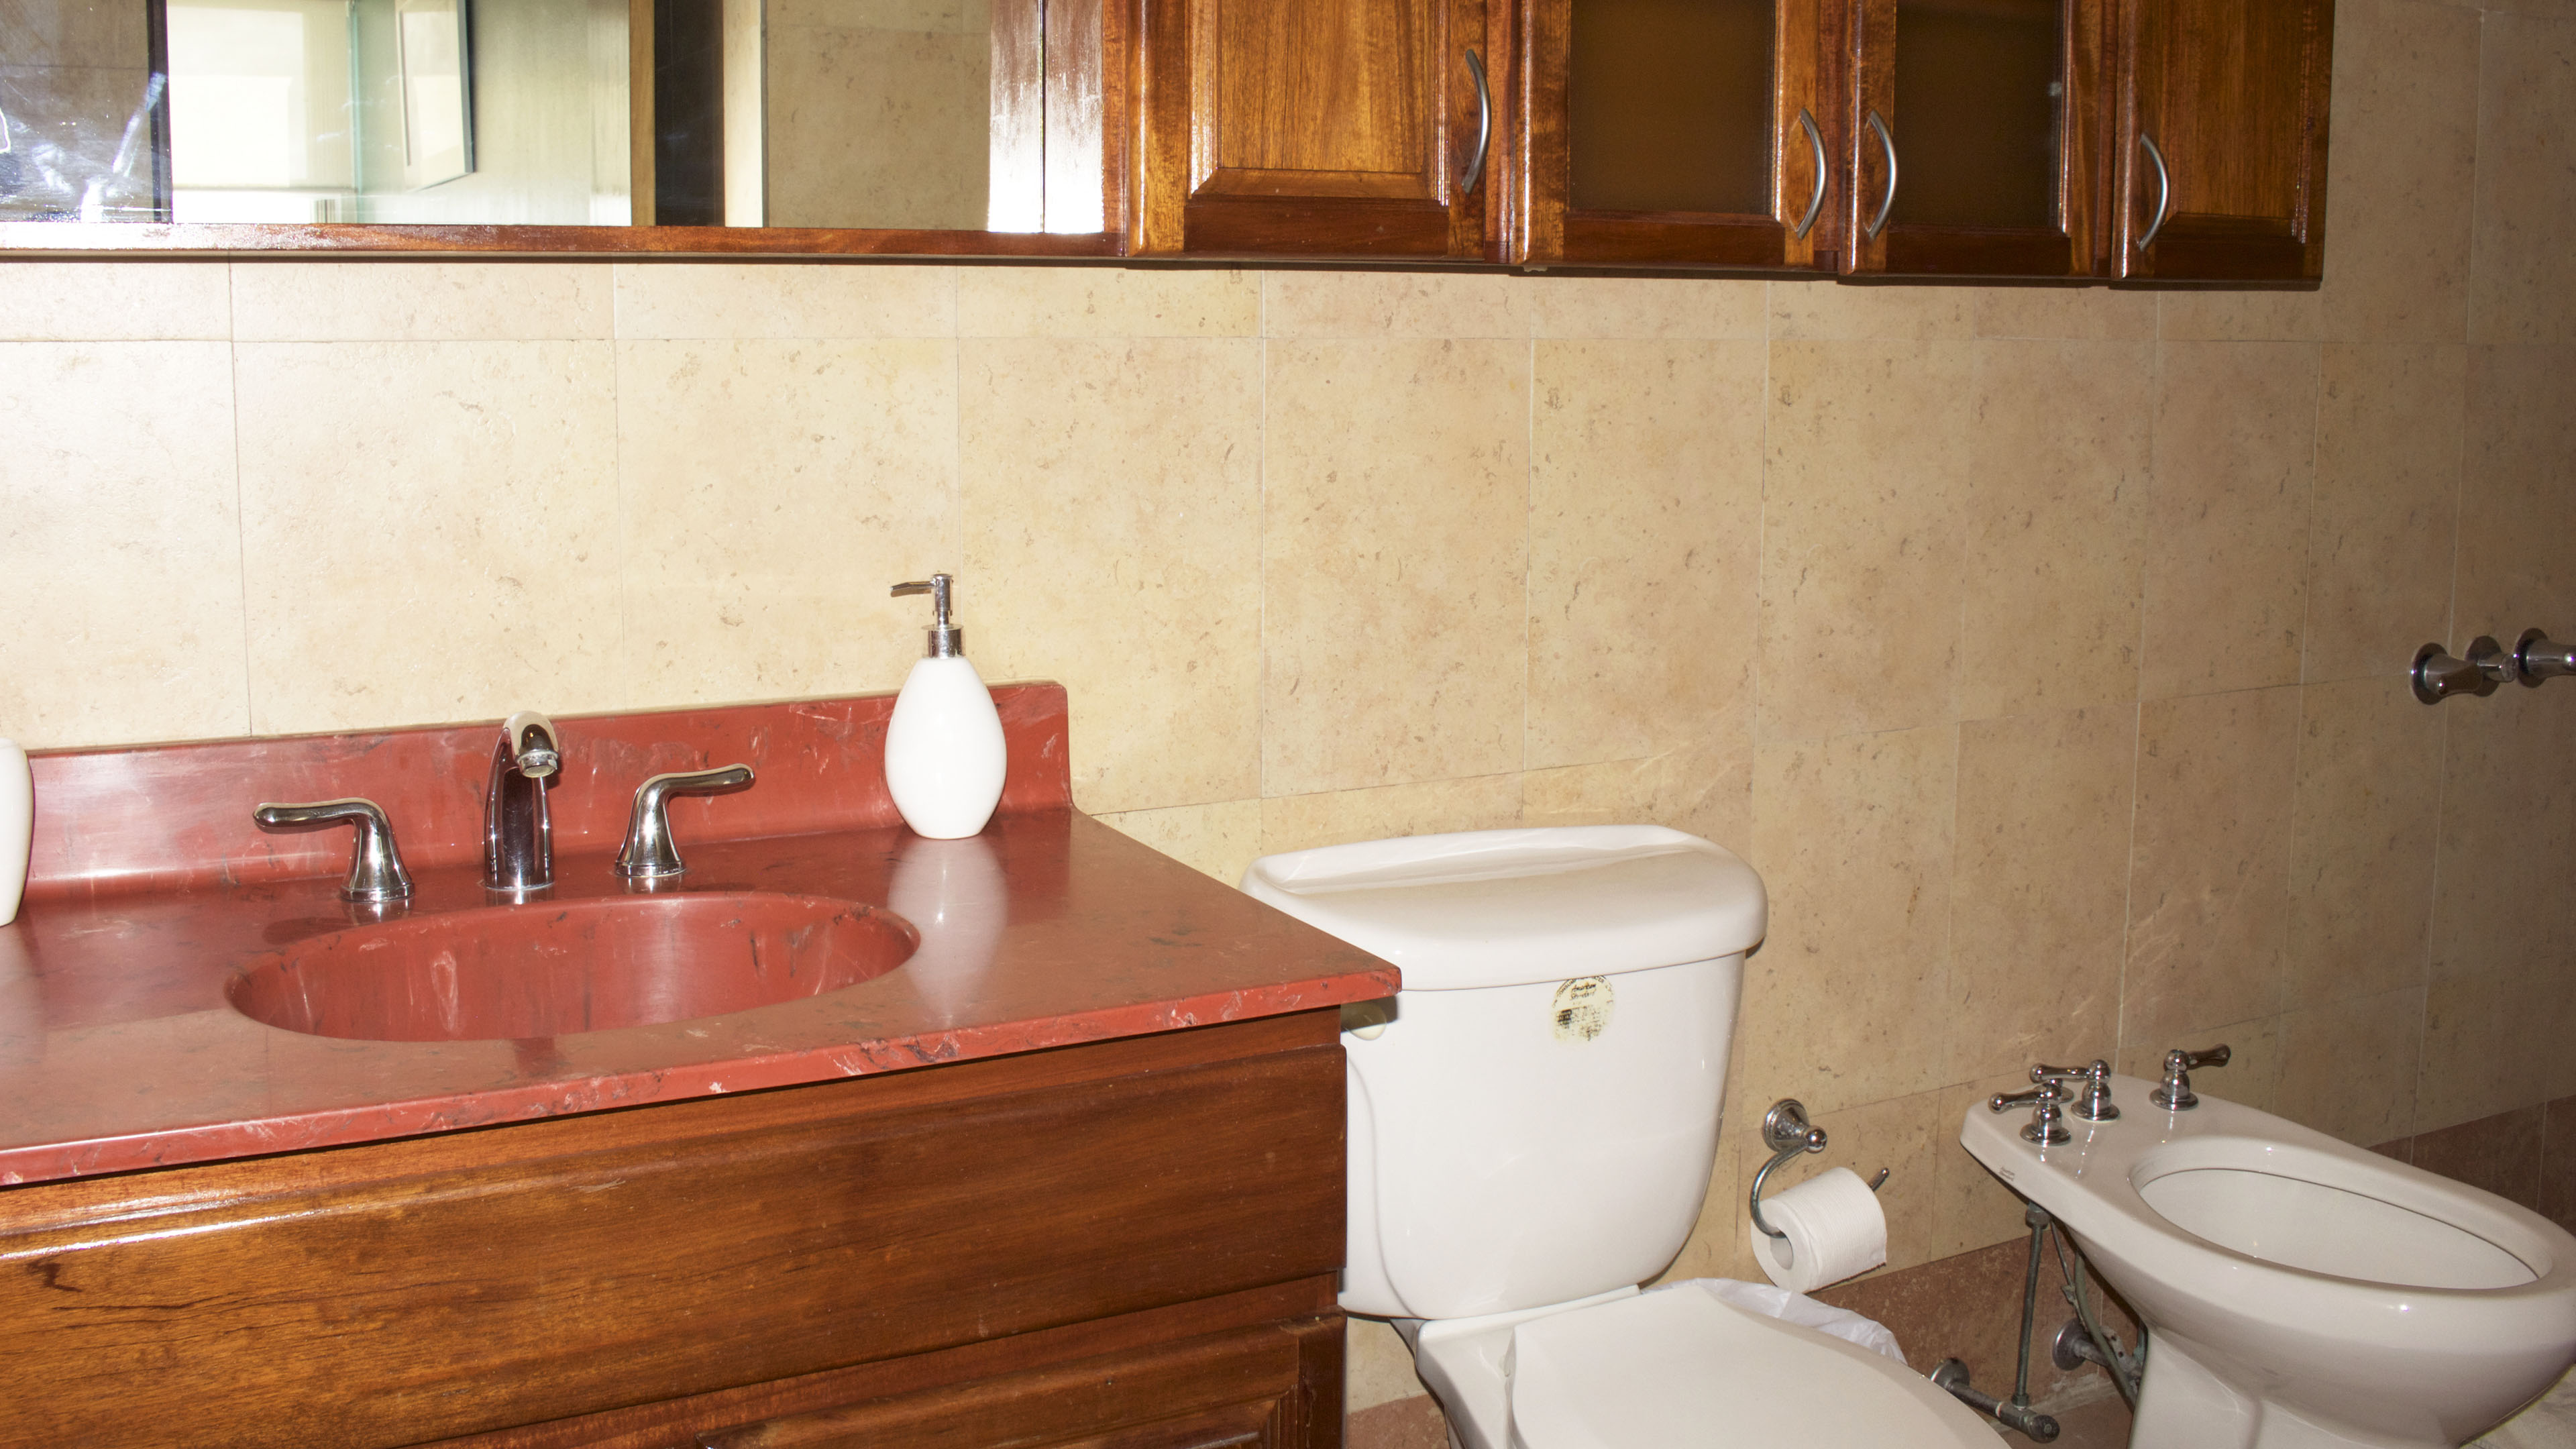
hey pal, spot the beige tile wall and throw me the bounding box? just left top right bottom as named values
left=0, top=0, right=2569, bottom=1415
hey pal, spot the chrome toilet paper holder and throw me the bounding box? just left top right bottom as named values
left=1750, top=1098, right=1890, bottom=1240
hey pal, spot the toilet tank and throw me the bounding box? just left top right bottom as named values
left=1242, top=826, right=1766, bottom=1322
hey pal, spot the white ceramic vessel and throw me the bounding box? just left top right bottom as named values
left=1244, top=826, right=1996, bottom=1448
left=1961, top=1077, right=2576, bottom=1448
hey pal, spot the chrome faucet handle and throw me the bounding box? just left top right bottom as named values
left=2516, top=629, right=2576, bottom=686
left=614, top=765, right=755, bottom=880
left=2413, top=640, right=2502, bottom=704
left=1990, top=1082, right=2072, bottom=1145
left=254, top=798, right=414, bottom=902
left=2151, top=1043, right=2231, bottom=1111
left=485, top=710, right=561, bottom=895
left=2033, top=1059, right=2119, bottom=1122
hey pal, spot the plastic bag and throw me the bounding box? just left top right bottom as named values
left=1656, top=1277, right=1911, bottom=1365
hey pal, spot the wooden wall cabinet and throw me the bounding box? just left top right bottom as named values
left=1516, top=0, right=1842, bottom=272
left=0, top=1013, right=1348, bottom=1449
left=1843, top=0, right=2110, bottom=278
left=1126, top=0, right=1502, bottom=258
left=2110, top=0, right=2333, bottom=280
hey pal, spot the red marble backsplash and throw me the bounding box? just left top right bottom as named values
left=23, top=682, right=1072, bottom=902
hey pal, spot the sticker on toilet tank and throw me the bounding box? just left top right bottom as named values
left=1551, top=976, right=1613, bottom=1042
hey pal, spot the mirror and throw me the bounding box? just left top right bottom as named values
left=0, top=0, right=1106, bottom=233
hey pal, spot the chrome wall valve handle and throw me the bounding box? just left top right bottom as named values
left=2413, top=640, right=2504, bottom=704
left=615, top=764, right=755, bottom=880
left=253, top=798, right=413, bottom=903
left=2150, top=1043, right=2231, bottom=1111
left=2033, top=1060, right=2118, bottom=1122
left=1990, top=1082, right=2072, bottom=1145
left=2516, top=629, right=2576, bottom=686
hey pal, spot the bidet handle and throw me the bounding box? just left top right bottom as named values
left=2151, top=1042, right=2229, bottom=1111
left=1990, top=1083, right=2072, bottom=1146
left=2032, top=1059, right=2118, bottom=1122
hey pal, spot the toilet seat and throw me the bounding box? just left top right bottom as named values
left=1488, top=1286, right=1994, bottom=1448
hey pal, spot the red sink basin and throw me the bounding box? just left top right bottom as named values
left=229, top=893, right=918, bottom=1042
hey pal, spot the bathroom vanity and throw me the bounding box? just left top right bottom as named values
left=0, top=686, right=1393, bottom=1448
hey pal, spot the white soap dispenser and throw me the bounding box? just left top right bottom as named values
left=883, top=574, right=1008, bottom=839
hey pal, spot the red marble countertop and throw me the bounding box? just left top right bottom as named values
left=0, top=686, right=1397, bottom=1185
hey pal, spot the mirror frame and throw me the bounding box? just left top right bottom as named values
left=1, top=0, right=1132, bottom=258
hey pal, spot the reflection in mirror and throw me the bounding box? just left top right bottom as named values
left=0, top=0, right=1104, bottom=232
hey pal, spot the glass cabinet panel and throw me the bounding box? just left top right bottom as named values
left=1886, top=0, right=2059, bottom=230
left=1568, top=0, right=1774, bottom=216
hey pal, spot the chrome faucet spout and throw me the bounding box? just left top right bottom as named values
left=485, top=710, right=559, bottom=894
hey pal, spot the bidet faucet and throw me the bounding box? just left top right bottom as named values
left=2032, top=1060, right=2118, bottom=1122
left=1990, top=1081, right=2072, bottom=1145
left=2150, top=1042, right=2230, bottom=1110
left=484, top=710, right=561, bottom=894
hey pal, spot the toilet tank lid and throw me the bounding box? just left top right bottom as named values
left=1240, top=826, right=1766, bottom=991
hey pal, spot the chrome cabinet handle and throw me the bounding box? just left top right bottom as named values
left=615, top=765, right=755, bottom=881
left=2136, top=131, right=2171, bottom=251
left=1792, top=107, right=1827, bottom=239
left=254, top=798, right=414, bottom=902
left=1459, top=49, right=1491, bottom=197
left=1864, top=109, right=1897, bottom=239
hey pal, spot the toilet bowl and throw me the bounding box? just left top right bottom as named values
left=1242, top=826, right=1995, bottom=1448
left=1962, top=1077, right=2576, bottom=1448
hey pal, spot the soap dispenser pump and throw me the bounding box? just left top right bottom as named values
left=883, top=574, right=1008, bottom=839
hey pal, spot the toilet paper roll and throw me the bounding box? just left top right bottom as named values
left=1750, top=1165, right=1888, bottom=1293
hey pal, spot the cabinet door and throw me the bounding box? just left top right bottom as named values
left=1519, top=0, right=1840, bottom=270
left=2110, top=0, right=2332, bottom=280
left=1129, top=0, right=1497, bottom=258
left=1844, top=0, right=2108, bottom=277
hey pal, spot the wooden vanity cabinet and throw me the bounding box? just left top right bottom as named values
left=0, top=1012, right=1348, bottom=1449
left=1127, top=0, right=1503, bottom=258
left=1843, top=0, right=2112, bottom=278
left=2108, top=0, right=2333, bottom=280
left=1516, top=0, right=1843, bottom=271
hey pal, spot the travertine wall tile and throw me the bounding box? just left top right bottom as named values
left=231, top=262, right=610, bottom=341
left=1097, top=800, right=1263, bottom=885
left=2141, top=341, right=2320, bottom=698
left=235, top=341, right=623, bottom=733
left=2454, top=345, right=2576, bottom=638
left=2276, top=985, right=2426, bottom=1146
left=957, top=267, right=1259, bottom=337
left=2157, top=288, right=2323, bottom=342
left=1971, top=286, right=2157, bottom=341
left=963, top=337, right=1262, bottom=814
left=1527, top=339, right=1762, bottom=769
left=2305, top=345, right=2467, bottom=682
left=616, top=337, right=959, bottom=709
left=2124, top=687, right=2301, bottom=1047
left=2317, top=0, right=2481, bottom=344
left=1526, top=276, right=1766, bottom=339
left=1958, top=339, right=2153, bottom=718
left=2286, top=675, right=2443, bottom=1006
left=1256, top=775, right=1524, bottom=859
left=1931, top=1073, right=2041, bottom=1257
left=2421, top=961, right=2576, bottom=1133
left=1521, top=746, right=1752, bottom=857
left=1263, top=271, right=1527, bottom=338
left=0, top=262, right=229, bottom=340
left=610, top=263, right=955, bottom=339
left=1741, top=724, right=1959, bottom=1114
left=2469, top=15, right=2576, bottom=343
left=1262, top=339, right=1529, bottom=794
left=1947, top=706, right=2136, bottom=1083
left=1768, top=280, right=1975, bottom=340
left=2431, top=686, right=2576, bottom=983
left=0, top=341, right=247, bottom=745
left=1758, top=340, right=1972, bottom=740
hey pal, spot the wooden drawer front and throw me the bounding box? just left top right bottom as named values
left=703, top=1317, right=1341, bottom=1449
left=0, top=1018, right=1345, bottom=1449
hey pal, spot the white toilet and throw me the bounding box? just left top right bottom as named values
left=1962, top=1073, right=2576, bottom=1448
left=1243, top=825, right=1996, bottom=1448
